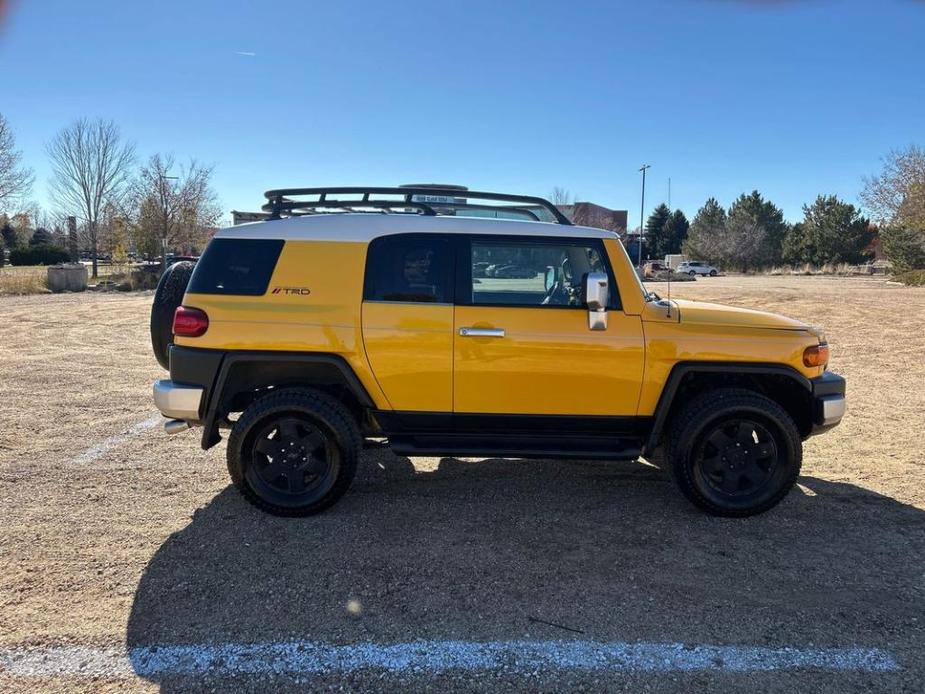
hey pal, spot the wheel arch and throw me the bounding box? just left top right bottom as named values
left=200, top=352, right=374, bottom=449
left=644, top=362, right=814, bottom=455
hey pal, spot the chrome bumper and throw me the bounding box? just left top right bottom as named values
left=153, top=379, right=204, bottom=422
left=818, top=394, right=846, bottom=427
left=809, top=371, right=846, bottom=435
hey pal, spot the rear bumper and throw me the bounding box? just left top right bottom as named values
left=152, top=345, right=224, bottom=425
left=809, top=371, right=846, bottom=435
left=153, top=379, right=204, bottom=422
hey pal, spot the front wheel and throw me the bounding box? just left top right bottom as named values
left=689, top=270, right=697, bottom=276
left=667, top=388, right=802, bottom=517
left=227, top=388, right=360, bottom=516
left=709, top=270, right=717, bottom=277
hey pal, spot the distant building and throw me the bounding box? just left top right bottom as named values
left=232, top=210, right=271, bottom=226
left=558, top=202, right=628, bottom=234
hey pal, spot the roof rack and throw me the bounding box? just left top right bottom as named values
left=261, top=186, right=573, bottom=225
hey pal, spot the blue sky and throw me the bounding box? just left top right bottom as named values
left=1, top=0, right=923, bottom=227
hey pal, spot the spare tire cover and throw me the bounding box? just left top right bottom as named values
left=150, top=261, right=195, bottom=370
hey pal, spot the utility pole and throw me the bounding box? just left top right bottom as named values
left=638, top=164, right=651, bottom=267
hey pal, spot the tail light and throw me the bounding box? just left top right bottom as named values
left=173, top=306, right=209, bottom=337
left=803, top=343, right=829, bottom=367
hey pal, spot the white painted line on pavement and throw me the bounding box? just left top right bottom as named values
left=71, top=414, right=163, bottom=464
left=0, top=640, right=899, bottom=678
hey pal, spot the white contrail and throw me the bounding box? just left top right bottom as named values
left=71, top=415, right=162, bottom=465
left=0, top=640, right=899, bottom=678
left=235, top=51, right=257, bottom=57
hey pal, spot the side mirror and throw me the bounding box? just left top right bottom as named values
left=583, top=272, right=609, bottom=310
left=583, top=272, right=609, bottom=330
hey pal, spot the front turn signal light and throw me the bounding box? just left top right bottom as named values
left=803, top=343, right=829, bottom=368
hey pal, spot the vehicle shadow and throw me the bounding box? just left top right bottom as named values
left=126, top=450, right=924, bottom=688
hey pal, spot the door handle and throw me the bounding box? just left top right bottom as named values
left=459, top=327, right=505, bottom=338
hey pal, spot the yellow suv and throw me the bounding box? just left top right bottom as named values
left=151, top=186, right=845, bottom=518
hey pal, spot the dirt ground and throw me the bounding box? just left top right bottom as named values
left=0, top=276, right=923, bottom=692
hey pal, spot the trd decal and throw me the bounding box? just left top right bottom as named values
left=271, top=287, right=312, bottom=295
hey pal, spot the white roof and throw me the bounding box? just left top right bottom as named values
left=215, top=213, right=618, bottom=243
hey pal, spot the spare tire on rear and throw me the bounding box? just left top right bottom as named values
left=150, top=261, right=195, bottom=370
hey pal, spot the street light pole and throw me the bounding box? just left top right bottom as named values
left=638, top=164, right=651, bottom=267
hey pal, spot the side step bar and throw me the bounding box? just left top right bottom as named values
left=388, top=434, right=641, bottom=461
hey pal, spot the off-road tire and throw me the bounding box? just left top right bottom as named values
left=227, top=388, right=360, bottom=517
left=688, top=270, right=697, bottom=277
left=709, top=270, right=718, bottom=277
left=150, top=261, right=195, bottom=369
left=666, top=388, right=802, bottom=517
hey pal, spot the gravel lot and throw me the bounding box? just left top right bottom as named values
left=1, top=276, right=923, bottom=692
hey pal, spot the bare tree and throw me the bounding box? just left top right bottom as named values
left=549, top=187, right=574, bottom=207
left=130, top=153, right=221, bottom=270
left=47, top=118, right=135, bottom=277
left=0, top=113, right=34, bottom=212
left=860, top=145, right=925, bottom=229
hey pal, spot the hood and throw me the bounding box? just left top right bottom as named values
left=670, top=299, right=809, bottom=331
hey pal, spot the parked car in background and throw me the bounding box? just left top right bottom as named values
left=472, top=261, right=492, bottom=278
left=677, top=260, right=718, bottom=277
left=492, top=265, right=537, bottom=279
left=643, top=261, right=673, bottom=278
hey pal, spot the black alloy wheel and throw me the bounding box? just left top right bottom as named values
left=694, top=419, right=778, bottom=497
left=667, top=388, right=802, bottom=517
left=247, top=417, right=334, bottom=499
left=227, top=388, right=360, bottom=516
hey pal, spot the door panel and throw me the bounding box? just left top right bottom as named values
left=362, top=302, right=453, bottom=411
left=453, top=305, right=645, bottom=416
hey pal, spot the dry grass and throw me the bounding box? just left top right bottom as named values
left=0, top=266, right=49, bottom=295
left=0, top=263, right=157, bottom=295
left=766, top=262, right=857, bottom=276
left=894, top=269, right=925, bottom=286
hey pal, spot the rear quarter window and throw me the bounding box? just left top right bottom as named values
left=187, top=238, right=284, bottom=296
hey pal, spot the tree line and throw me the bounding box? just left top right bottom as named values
left=0, top=113, right=220, bottom=277
left=640, top=146, right=925, bottom=273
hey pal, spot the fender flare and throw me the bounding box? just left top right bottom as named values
left=199, top=351, right=374, bottom=449
left=643, top=362, right=812, bottom=455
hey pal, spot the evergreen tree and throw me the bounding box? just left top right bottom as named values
left=29, top=227, right=53, bottom=246
left=880, top=225, right=925, bottom=271
left=684, top=198, right=727, bottom=262
left=664, top=209, right=690, bottom=255
left=726, top=191, right=788, bottom=270
left=644, top=203, right=672, bottom=259
left=783, top=195, right=873, bottom=265
left=1, top=220, right=17, bottom=250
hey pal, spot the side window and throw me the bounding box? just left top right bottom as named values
left=364, top=235, right=453, bottom=303
left=187, top=238, right=284, bottom=296
left=468, top=238, right=615, bottom=308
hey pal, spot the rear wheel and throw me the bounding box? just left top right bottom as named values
left=227, top=388, right=360, bottom=516
left=688, top=270, right=697, bottom=276
left=709, top=269, right=717, bottom=277
left=667, top=388, right=801, bottom=516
